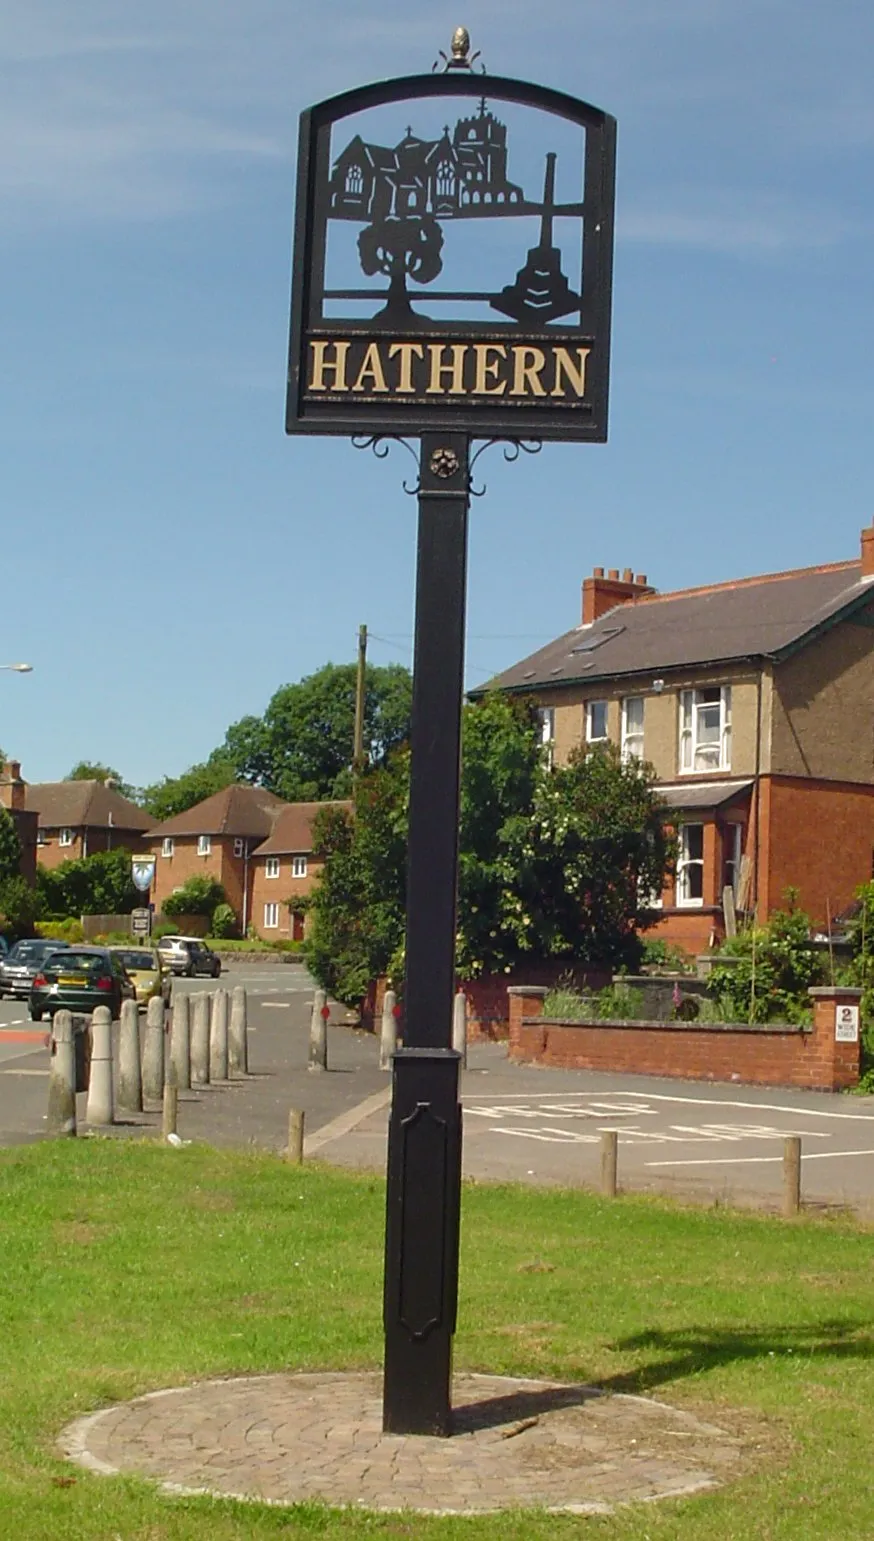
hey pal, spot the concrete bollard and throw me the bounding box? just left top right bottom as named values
left=287, top=1107, right=305, bottom=1163
left=452, top=989, right=468, bottom=1070
left=229, top=986, right=248, bottom=1076
left=309, top=989, right=328, bottom=1073
left=46, top=1010, right=77, bottom=1137
left=162, top=1060, right=179, bottom=1140
left=783, top=1135, right=801, bottom=1217
left=190, top=992, right=211, bottom=1086
left=379, top=989, right=397, bottom=1071
left=209, top=988, right=229, bottom=1081
left=170, top=991, right=191, bottom=1091
left=600, top=1130, right=619, bottom=1198
left=117, top=999, right=142, bottom=1113
left=142, top=995, right=166, bottom=1103
left=86, top=1006, right=114, bottom=1126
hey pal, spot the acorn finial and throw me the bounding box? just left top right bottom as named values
left=451, top=26, right=470, bottom=61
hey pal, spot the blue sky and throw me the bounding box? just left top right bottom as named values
left=2, top=0, right=872, bottom=788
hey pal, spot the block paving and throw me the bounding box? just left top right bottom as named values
left=60, top=1370, right=746, bottom=1515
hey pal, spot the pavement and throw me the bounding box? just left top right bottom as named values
left=2, top=961, right=874, bottom=1214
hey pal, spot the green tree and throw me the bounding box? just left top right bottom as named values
left=220, top=662, right=413, bottom=801
left=37, top=849, right=139, bottom=918
left=0, top=876, right=41, bottom=937
left=0, top=807, right=22, bottom=884
left=162, top=876, right=226, bottom=919
left=140, top=756, right=236, bottom=821
left=66, top=762, right=134, bottom=798
left=709, top=893, right=824, bottom=1024
left=303, top=695, right=673, bottom=1004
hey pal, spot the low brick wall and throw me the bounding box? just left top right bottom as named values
left=362, top=962, right=611, bottom=1039
left=508, top=985, right=862, bottom=1093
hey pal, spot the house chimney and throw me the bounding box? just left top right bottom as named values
left=862, top=526, right=874, bottom=579
left=581, top=566, right=656, bottom=625
left=0, top=761, right=25, bottom=812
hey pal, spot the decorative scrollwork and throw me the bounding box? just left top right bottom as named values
left=467, top=437, right=543, bottom=495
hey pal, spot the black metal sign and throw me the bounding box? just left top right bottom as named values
left=287, top=53, right=615, bottom=441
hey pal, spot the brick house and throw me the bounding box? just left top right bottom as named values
left=249, top=801, right=352, bottom=941
left=477, top=527, right=874, bottom=956
left=25, top=779, right=151, bottom=870
left=145, top=785, right=289, bottom=933
left=0, top=761, right=38, bottom=885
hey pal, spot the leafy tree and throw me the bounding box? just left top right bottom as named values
left=37, top=849, right=139, bottom=918
left=303, top=695, right=673, bottom=1004
left=66, top=762, right=134, bottom=798
left=220, top=662, right=412, bottom=802
left=0, top=807, right=22, bottom=884
left=162, top=876, right=226, bottom=919
left=709, top=893, right=824, bottom=1024
left=140, top=757, right=236, bottom=821
left=0, top=876, right=41, bottom=937
left=210, top=902, right=238, bottom=939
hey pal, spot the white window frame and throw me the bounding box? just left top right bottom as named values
left=537, top=707, right=555, bottom=769
left=59, top=827, right=74, bottom=847
left=679, top=687, right=732, bottom=774
left=161, top=837, right=174, bottom=858
left=233, top=837, right=245, bottom=858
left=585, top=700, right=609, bottom=745
left=36, top=830, right=47, bottom=846
left=265, top=857, right=280, bottom=880
left=263, top=902, right=280, bottom=929
left=677, top=823, right=705, bottom=907
left=621, top=696, right=645, bottom=762
left=197, top=834, right=211, bottom=856
left=291, top=855, right=308, bottom=879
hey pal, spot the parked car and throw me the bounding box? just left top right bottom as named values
left=29, top=946, right=136, bottom=1022
left=0, top=938, right=71, bottom=999
left=108, top=946, right=170, bottom=1007
left=156, top=936, right=221, bottom=978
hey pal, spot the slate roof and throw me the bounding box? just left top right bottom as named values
left=475, top=560, right=874, bottom=695
left=656, top=779, right=754, bottom=811
left=254, top=801, right=354, bottom=858
left=25, top=781, right=152, bottom=832
left=146, top=785, right=289, bottom=840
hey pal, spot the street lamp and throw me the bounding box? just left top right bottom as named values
left=0, top=664, right=32, bottom=672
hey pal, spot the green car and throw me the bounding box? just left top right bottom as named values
left=29, top=946, right=136, bottom=1022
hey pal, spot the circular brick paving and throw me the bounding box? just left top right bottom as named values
left=60, top=1371, right=745, bottom=1515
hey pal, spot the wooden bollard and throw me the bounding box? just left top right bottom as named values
left=86, top=1006, right=114, bottom=1126
left=600, top=1130, right=618, bottom=1198
left=162, top=1061, right=179, bottom=1139
left=287, top=1107, right=305, bottom=1163
left=309, top=990, right=328, bottom=1073
left=46, top=1010, right=77, bottom=1137
left=379, top=989, right=397, bottom=1071
left=452, top=989, right=468, bottom=1069
left=783, top=1135, right=801, bottom=1217
left=117, top=998, right=142, bottom=1113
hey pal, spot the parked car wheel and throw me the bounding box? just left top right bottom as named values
left=30, top=1008, right=43, bottom=1022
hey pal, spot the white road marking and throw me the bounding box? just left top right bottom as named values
left=1, top=1068, right=49, bottom=1077
left=646, top=1148, right=874, bottom=1168
left=464, top=1090, right=874, bottom=1123
left=261, top=1002, right=291, bottom=1009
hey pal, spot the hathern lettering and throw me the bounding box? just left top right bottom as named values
left=306, top=335, right=594, bottom=406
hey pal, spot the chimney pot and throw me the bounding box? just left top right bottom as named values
left=607, top=568, right=619, bottom=581
left=622, top=567, right=633, bottom=582
left=635, top=574, right=647, bottom=586
left=862, top=527, right=874, bottom=579
left=593, top=566, right=604, bottom=579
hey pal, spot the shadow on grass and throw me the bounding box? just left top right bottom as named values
left=595, top=1319, right=874, bottom=1395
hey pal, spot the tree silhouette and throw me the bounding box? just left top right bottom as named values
left=358, top=216, right=444, bottom=324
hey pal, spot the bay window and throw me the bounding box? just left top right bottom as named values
left=679, top=687, right=731, bottom=773
left=677, top=823, right=705, bottom=906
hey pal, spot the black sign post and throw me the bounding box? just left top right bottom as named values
left=286, top=28, right=616, bottom=1436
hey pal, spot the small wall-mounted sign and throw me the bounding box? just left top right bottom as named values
left=835, top=1003, right=860, bottom=1043
left=130, top=907, right=152, bottom=937
left=131, top=858, right=156, bottom=893
left=287, top=67, right=615, bottom=442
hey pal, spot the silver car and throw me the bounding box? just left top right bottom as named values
left=155, top=936, right=221, bottom=978
left=0, top=938, right=71, bottom=999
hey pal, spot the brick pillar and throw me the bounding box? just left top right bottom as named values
left=507, top=985, right=548, bottom=1058
left=807, top=986, right=863, bottom=1091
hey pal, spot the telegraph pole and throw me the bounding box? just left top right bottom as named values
left=353, top=623, right=367, bottom=775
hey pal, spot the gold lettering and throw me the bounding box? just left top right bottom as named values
left=351, top=342, right=389, bottom=393
left=308, top=340, right=351, bottom=393
left=473, top=344, right=507, bottom=396
left=426, top=343, right=468, bottom=395
left=388, top=342, right=424, bottom=393
left=551, top=346, right=591, bottom=398
left=510, top=345, right=547, bottom=397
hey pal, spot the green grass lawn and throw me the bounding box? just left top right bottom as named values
left=1, top=1140, right=873, bottom=1539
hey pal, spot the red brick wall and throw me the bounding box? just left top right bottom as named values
left=149, top=836, right=247, bottom=925
left=250, top=857, right=324, bottom=940
left=362, top=962, right=611, bottom=1038
left=507, top=985, right=862, bottom=1092
left=37, top=827, right=148, bottom=871
left=760, top=776, right=874, bottom=925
